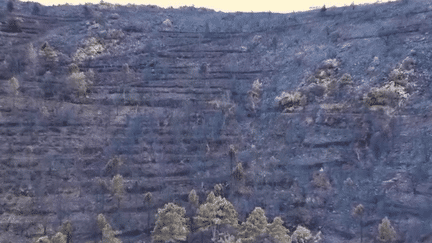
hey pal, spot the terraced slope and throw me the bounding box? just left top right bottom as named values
left=1, top=0, right=432, bottom=242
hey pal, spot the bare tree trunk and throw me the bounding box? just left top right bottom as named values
left=360, top=216, right=363, bottom=243
left=211, top=226, right=217, bottom=242
left=147, top=205, right=151, bottom=235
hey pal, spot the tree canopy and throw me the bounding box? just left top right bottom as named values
left=97, top=214, right=122, bottom=243
left=267, top=217, right=291, bottom=243
left=111, top=174, right=125, bottom=208
left=237, top=207, right=268, bottom=243
left=377, top=217, right=397, bottom=242
left=152, top=202, right=190, bottom=243
left=194, top=192, right=239, bottom=232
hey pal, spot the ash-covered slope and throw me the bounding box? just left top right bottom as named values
left=1, top=0, right=432, bottom=242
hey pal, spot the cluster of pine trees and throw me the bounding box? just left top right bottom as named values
left=32, top=182, right=399, bottom=243
left=151, top=185, right=322, bottom=243
left=31, top=157, right=398, bottom=243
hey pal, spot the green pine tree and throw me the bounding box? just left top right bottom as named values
left=9, top=76, right=19, bottom=108
left=188, top=189, right=199, bottom=207
left=232, top=163, right=245, bottom=182
left=377, top=217, right=397, bottom=243
left=237, top=207, right=268, bottom=243
left=194, top=192, right=239, bottom=242
left=353, top=204, right=364, bottom=243
left=291, top=226, right=311, bottom=243
left=111, top=174, right=125, bottom=209
left=151, top=202, right=190, bottom=243
left=97, top=214, right=122, bottom=243
left=97, top=214, right=109, bottom=231
left=267, top=217, right=291, bottom=243
left=67, top=65, right=94, bottom=99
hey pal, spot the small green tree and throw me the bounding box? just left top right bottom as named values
left=111, top=174, right=125, bottom=209
left=377, top=217, right=397, bottom=242
left=152, top=202, right=190, bottom=243
left=144, top=192, right=153, bottom=233
left=194, top=192, right=239, bottom=243
left=320, top=5, right=326, bottom=12
left=96, top=177, right=109, bottom=211
left=9, top=76, right=19, bottom=108
left=353, top=204, right=364, bottom=243
left=267, top=217, right=291, bottom=243
left=232, top=163, right=245, bottom=182
left=97, top=213, right=109, bottom=231
left=27, top=43, right=38, bottom=76
left=97, top=214, right=122, bottom=243
left=40, top=42, right=58, bottom=63
left=232, top=163, right=245, bottom=196
left=67, top=65, right=94, bottom=99
left=248, top=79, right=263, bottom=112
left=237, top=207, right=268, bottom=243
left=188, top=189, right=199, bottom=207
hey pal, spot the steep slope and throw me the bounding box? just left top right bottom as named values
left=1, top=0, right=432, bottom=242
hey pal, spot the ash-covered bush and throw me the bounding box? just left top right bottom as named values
left=291, top=225, right=321, bottom=243
left=34, top=231, right=67, bottom=243
left=6, top=17, right=22, bottom=33
left=248, top=79, right=263, bottom=112
left=275, top=91, right=307, bottom=112
left=364, top=57, right=416, bottom=110
left=364, top=82, right=407, bottom=107
left=338, top=73, right=353, bottom=86
left=73, top=37, right=105, bottom=63
left=311, top=171, right=331, bottom=190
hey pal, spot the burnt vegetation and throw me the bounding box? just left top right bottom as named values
left=0, top=0, right=430, bottom=242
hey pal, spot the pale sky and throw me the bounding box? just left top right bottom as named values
left=33, top=0, right=399, bottom=13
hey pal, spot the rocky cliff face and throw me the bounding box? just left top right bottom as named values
left=1, top=0, right=432, bottom=242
